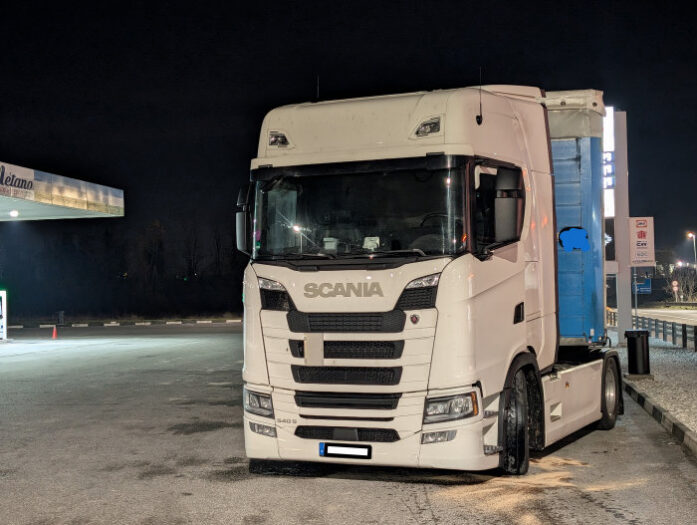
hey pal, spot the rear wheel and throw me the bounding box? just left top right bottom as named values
left=597, top=358, right=620, bottom=430
left=501, top=368, right=529, bottom=475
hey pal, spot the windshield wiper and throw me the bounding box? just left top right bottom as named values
left=256, top=253, right=336, bottom=260
left=338, top=248, right=427, bottom=258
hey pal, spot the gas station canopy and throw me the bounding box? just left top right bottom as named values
left=0, top=161, right=124, bottom=221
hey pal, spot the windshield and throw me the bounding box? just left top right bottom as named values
left=251, top=168, right=466, bottom=259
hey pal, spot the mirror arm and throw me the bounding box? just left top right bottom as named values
left=473, top=246, right=494, bottom=261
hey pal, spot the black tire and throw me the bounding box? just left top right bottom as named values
left=502, top=368, right=529, bottom=475
left=248, top=458, right=268, bottom=474
left=597, top=357, right=620, bottom=430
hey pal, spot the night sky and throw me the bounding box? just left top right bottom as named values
left=1, top=1, right=695, bottom=310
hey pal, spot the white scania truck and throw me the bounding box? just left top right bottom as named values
left=236, top=86, right=622, bottom=474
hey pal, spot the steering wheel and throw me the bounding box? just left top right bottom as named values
left=419, top=213, right=463, bottom=229
left=419, top=213, right=450, bottom=228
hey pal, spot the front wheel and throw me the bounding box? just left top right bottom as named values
left=597, top=357, right=620, bottom=430
left=501, top=368, right=529, bottom=475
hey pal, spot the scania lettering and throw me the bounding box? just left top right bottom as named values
left=236, top=86, right=622, bottom=474
left=304, top=282, right=384, bottom=298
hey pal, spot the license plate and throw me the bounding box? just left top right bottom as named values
left=319, top=442, right=372, bottom=459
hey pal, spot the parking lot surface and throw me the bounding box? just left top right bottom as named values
left=1, top=325, right=696, bottom=524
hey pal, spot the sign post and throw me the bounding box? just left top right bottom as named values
left=629, top=217, right=656, bottom=267
left=629, top=217, right=656, bottom=318
left=632, top=278, right=652, bottom=294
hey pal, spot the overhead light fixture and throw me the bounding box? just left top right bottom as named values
left=269, top=131, right=290, bottom=147
left=9, top=210, right=19, bottom=218
left=415, top=117, right=441, bottom=137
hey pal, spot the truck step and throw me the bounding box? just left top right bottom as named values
left=483, top=445, right=503, bottom=456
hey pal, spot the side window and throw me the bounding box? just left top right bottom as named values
left=474, top=165, right=524, bottom=250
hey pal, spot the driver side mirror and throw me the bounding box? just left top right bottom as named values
left=236, top=185, right=252, bottom=256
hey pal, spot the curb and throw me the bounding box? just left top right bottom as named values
left=624, top=378, right=697, bottom=458
left=7, top=319, right=242, bottom=329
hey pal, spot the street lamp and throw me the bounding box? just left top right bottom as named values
left=689, top=232, right=697, bottom=267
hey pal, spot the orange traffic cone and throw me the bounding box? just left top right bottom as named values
left=52, top=325, right=57, bottom=339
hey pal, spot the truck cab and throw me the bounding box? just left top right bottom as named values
left=237, top=86, right=621, bottom=474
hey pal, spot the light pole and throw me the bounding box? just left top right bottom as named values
left=689, top=232, right=697, bottom=267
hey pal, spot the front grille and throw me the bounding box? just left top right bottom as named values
left=287, top=310, right=406, bottom=333
left=295, top=426, right=400, bottom=442
left=295, top=391, right=401, bottom=410
left=396, top=287, right=437, bottom=309
left=291, top=366, right=402, bottom=385
left=289, top=340, right=404, bottom=359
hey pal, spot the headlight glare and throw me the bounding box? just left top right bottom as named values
left=258, top=277, right=286, bottom=291
left=406, top=273, right=440, bottom=289
left=423, top=392, right=477, bottom=424
left=243, top=387, right=274, bottom=418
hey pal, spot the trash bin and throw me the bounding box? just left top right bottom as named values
left=625, top=330, right=650, bottom=375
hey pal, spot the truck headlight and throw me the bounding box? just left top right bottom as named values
left=405, top=273, right=440, bottom=289
left=423, top=392, right=478, bottom=424
left=243, top=387, right=274, bottom=418
left=258, top=278, right=293, bottom=311
left=258, top=277, right=286, bottom=291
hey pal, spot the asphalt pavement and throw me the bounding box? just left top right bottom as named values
left=1, top=325, right=696, bottom=524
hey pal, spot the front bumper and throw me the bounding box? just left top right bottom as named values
left=243, top=394, right=498, bottom=472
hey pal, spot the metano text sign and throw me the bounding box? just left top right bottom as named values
left=0, top=160, right=124, bottom=221
left=629, top=217, right=655, bottom=267
left=0, top=163, right=34, bottom=199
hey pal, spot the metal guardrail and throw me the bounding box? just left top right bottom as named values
left=606, top=309, right=697, bottom=351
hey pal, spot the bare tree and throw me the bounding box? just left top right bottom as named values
left=143, top=221, right=166, bottom=288
left=212, top=226, right=224, bottom=276
left=664, top=266, right=697, bottom=303
left=183, top=223, right=204, bottom=279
